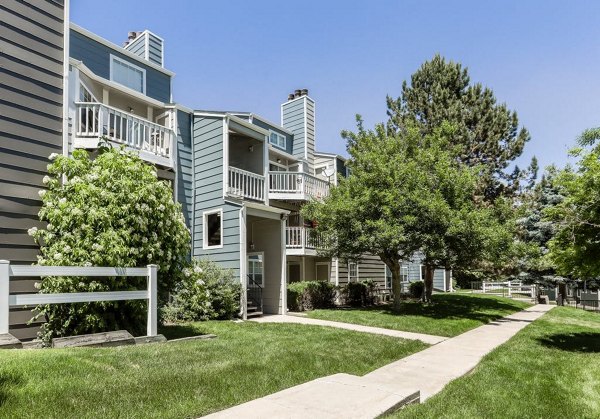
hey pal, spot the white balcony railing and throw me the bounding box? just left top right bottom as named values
left=228, top=166, right=265, bottom=201
left=286, top=227, right=324, bottom=250
left=269, top=172, right=329, bottom=200
left=75, top=102, right=174, bottom=164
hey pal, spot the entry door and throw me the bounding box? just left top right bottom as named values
left=288, top=262, right=301, bottom=282
left=315, top=263, right=330, bottom=282
left=247, top=253, right=264, bottom=287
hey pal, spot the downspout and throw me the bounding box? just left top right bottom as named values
left=239, top=205, right=247, bottom=319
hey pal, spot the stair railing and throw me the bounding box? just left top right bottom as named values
left=247, top=275, right=263, bottom=314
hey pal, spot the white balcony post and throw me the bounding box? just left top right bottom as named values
left=147, top=264, right=157, bottom=337
left=0, top=260, right=10, bottom=334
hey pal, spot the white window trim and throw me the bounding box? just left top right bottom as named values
left=315, top=262, right=331, bottom=282
left=348, top=261, right=359, bottom=282
left=109, top=54, right=146, bottom=94
left=203, top=208, right=223, bottom=250
left=401, top=265, right=409, bottom=282
left=269, top=130, right=286, bottom=150
left=248, top=251, right=264, bottom=286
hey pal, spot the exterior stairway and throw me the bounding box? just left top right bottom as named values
left=247, top=300, right=263, bottom=318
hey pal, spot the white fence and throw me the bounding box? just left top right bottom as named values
left=0, top=260, right=157, bottom=337
left=75, top=102, right=174, bottom=160
left=480, top=281, right=536, bottom=300
left=228, top=166, right=265, bottom=201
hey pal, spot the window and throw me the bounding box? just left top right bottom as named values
left=203, top=209, right=222, bottom=249
left=79, top=82, right=98, bottom=102
left=269, top=131, right=286, bottom=149
left=420, top=265, right=426, bottom=281
left=385, top=265, right=392, bottom=289
left=248, top=253, right=264, bottom=286
left=269, top=163, right=287, bottom=172
left=401, top=265, right=409, bottom=282
left=110, top=55, right=146, bottom=94
left=348, top=261, right=358, bottom=282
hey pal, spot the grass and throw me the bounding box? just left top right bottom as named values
left=392, top=307, right=600, bottom=418
left=0, top=320, right=427, bottom=418
left=307, top=293, right=531, bottom=337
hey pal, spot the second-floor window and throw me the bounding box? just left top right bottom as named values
left=269, top=131, right=286, bottom=149
left=110, top=55, right=146, bottom=94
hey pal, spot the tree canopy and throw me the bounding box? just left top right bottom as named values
left=303, top=119, right=512, bottom=307
left=386, top=54, right=531, bottom=201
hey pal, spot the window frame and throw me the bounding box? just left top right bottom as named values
left=109, top=54, right=146, bottom=94
left=248, top=252, right=264, bottom=286
left=269, top=130, right=286, bottom=149
left=202, top=208, right=223, bottom=250
left=348, top=261, right=358, bottom=282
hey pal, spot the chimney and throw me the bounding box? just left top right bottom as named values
left=123, top=30, right=165, bottom=67
left=281, top=89, right=315, bottom=172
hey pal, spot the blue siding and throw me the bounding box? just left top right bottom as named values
left=70, top=29, right=171, bottom=102
left=403, top=252, right=446, bottom=290
left=148, top=33, right=163, bottom=66
left=191, top=116, right=241, bottom=277
left=251, top=118, right=293, bottom=155
left=176, top=110, right=193, bottom=228
left=125, top=36, right=145, bottom=58
left=282, top=99, right=306, bottom=161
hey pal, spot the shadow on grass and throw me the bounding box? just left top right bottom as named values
left=0, top=372, right=23, bottom=407
left=159, top=324, right=208, bottom=340
left=537, top=332, right=600, bottom=353
left=332, top=294, right=526, bottom=324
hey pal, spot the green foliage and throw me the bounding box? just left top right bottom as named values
left=386, top=54, right=532, bottom=201
left=29, top=146, right=191, bottom=342
left=287, top=281, right=336, bottom=311
left=303, top=120, right=512, bottom=306
left=409, top=281, right=424, bottom=299
left=343, top=280, right=377, bottom=307
left=161, top=259, right=240, bottom=323
left=546, top=137, right=600, bottom=279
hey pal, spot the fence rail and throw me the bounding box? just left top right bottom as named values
left=285, top=227, right=324, bottom=250
left=228, top=167, right=265, bottom=201
left=0, top=261, right=157, bottom=337
left=75, top=102, right=173, bottom=160
left=269, top=172, right=329, bottom=200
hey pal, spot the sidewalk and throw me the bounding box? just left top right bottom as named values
left=204, top=304, right=554, bottom=419
left=250, top=314, right=448, bottom=345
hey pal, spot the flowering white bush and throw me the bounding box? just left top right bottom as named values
left=30, top=146, right=191, bottom=342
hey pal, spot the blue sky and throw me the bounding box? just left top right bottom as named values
left=71, top=1, right=600, bottom=172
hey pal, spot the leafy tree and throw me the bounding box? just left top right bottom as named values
left=386, top=54, right=532, bottom=201
left=546, top=130, right=600, bottom=280
left=303, top=120, right=511, bottom=307
left=29, top=146, right=191, bottom=342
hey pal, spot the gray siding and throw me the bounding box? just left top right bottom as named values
left=1, top=0, right=65, bottom=339
left=282, top=96, right=316, bottom=171
left=148, top=33, right=163, bottom=66
left=176, top=110, right=193, bottom=228
left=251, top=118, right=293, bottom=155
left=70, top=29, right=171, bottom=102
left=402, top=252, right=446, bottom=290
left=192, top=116, right=241, bottom=276
left=125, top=35, right=145, bottom=58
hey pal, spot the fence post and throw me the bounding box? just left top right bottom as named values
left=482, top=281, right=486, bottom=293
left=0, top=260, right=10, bottom=334
left=507, top=280, right=512, bottom=298
left=531, top=284, right=536, bottom=300
left=147, top=264, right=157, bottom=337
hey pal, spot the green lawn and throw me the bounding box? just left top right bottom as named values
left=392, top=307, right=600, bottom=418
left=307, top=293, right=531, bottom=337
left=0, top=321, right=427, bottom=418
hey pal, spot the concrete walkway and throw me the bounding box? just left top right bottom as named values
left=205, top=304, right=554, bottom=419
left=249, top=314, right=448, bottom=345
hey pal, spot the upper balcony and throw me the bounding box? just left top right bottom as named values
left=285, top=226, right=325, bottom=256
left=269, top=172, right=330, bottom=201
left=73, top=102, right=174, bottom=168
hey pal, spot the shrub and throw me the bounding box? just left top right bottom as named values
left=162, top=259, right=241, bottom=323
left=409, top=281, right=424, bottom=299
left=287, top=281, right=335, bottom=311
left=29, top=146, right=191, bottom=343
left=343, top=279, right=377, bottom=307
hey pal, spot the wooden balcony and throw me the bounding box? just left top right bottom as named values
left=269, top=172, right=329, bottom=201
left=73, top=102, right=174, bottom=168
left=285, top=226, right=324, bottom=256
left=228, top=166, right=265, bottom=202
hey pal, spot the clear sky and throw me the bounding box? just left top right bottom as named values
left=71, top=0, right=600, bottom=172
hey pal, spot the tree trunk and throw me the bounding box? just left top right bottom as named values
left=382, top=258, right=402, bottom=312
left=424, top=265, right=435, bottom=303
left=558, top=282, right=567, bottom=306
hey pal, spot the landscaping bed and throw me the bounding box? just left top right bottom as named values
left=0, top=320, right=427, bottom=418
left=393, top=306, right=600, bottom=418
left=307, top=293, right=532, bottom=337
